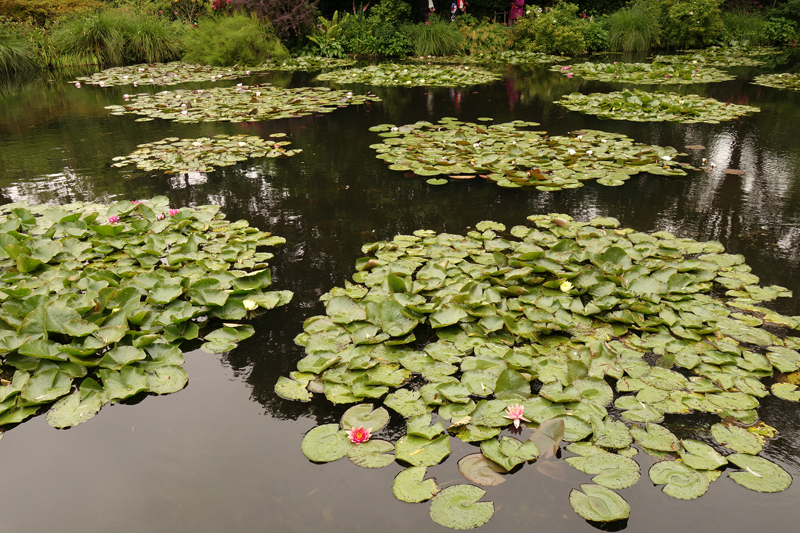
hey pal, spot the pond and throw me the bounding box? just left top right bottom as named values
left=1, top=55, right=800, bottom=532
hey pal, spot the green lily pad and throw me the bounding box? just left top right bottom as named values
left=315, top=63, right=501, bottom=87
left=480, top=436, right=540, bottom=471
left=528, top=417, right=565, bottom=458
left=553, top=61, right=734, bottom=85
left=341, top=403, right=391, bottom=433
left=569, top=484, right=630, bottom=522
left=630, top=423, right=681, bottom=452
left=751, top=72, right=800, bottom=92
left=392, top=466, right=439, bottom=503
left=301, top=424, right=351, bottom=463
left=45, top=378, right=106, bottom=428
left=580, top=453, right=641, bottom=490
left=395, top=434, right=451, bottom=467
left=429, top=485, right=495, bottom=530
left=710, top=423, right=763, bottom=455
left=727, top=453, right=792, bottom=492
left=649, top=461, right=709, bottom=499
left=679, top=439, right=727, bottom=470
left=348, top=439, right=395, bottom=468
left=771, top=382, right=800, bottom=401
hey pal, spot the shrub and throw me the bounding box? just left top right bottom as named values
left=605, top=1, right=661, bottom=52
left=308, top=11, right=346, bottom=58
left=720, top=11, right=765, bottom=45
left=182, top=13, right=289, bottom=66
left=513, top=1, right=587, bottom=55
left=657, top=0, right=724, bottom=49
left=367, top=0, right=413, bottom=26
left=228, top=0, right=319, bottom=40
left=457, top=18, right=511, bottom=54
left=0, top=23, right=35, bottom=73
left=339, top=11, right=375, bottom=55
left=0, top=0, right=102, bottom=26
left=409, top=15, right=464, bottom=56
left=763, top=16, right=799, bottom=45
left=582, top=18, right=608, bottom=52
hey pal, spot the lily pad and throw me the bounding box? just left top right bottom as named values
left=341, top=403, right=391, bottom=432
left=348, top=439, right=395, bottom=468
left=392, top=466, right=439, bottom=503
left=553, top=61, right=734, bottom=85
left=315, top=63, right=500, bottom=87
left=480, top=436, right=539, bottom=471
left=429, top=485, right=495, bottom=530
left=395, top=434, right=451, bottom=467
left=301, top=424, right=351, bottom=463
left=649, top=461, right=709, bottom=499
left=727, top=453, right=792, bottom=492
left=710, top=423, right=763, bottom=454
left=569, top=484, right=630, bottom=522
left=751, top=72, right=800, bottom=92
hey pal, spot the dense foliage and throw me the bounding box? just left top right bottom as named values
left=182, top=13, right=288, bottom=66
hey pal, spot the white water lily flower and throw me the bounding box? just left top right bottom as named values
left=238, top=142, right=246, bottom=147
left=243, top=300, right=258, bottom=311
left=568, top=149, right=576, bottom=155
left=560, top=280, right=573, bottom=292
left=601, top=139, right=607, bottom=143
left=192, top=141, right=203, bottom=147
left=662, top=155, right=672, bottom=161
left=577, top=135, right=583, bottom=140
left=406, top=81, right=411, bottom=84
left=587, top=150, right=593, bottom=155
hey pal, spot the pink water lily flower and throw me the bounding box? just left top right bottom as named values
left=156, top=213, right=165, bottom=220
left=347, top=426, right=371, bottom=444
left=169, top=208, right=179, bottom=216
left=567, top=73, right=573, bottom=78
left=107, top=215, right=119, bottom=224
left=504, top=404, right=531, bottom=429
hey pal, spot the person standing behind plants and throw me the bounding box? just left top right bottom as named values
left=451, top=0, right=466, bottom=22
left=509, top=0, right=524, bottom=26
left=421, top=0, right=437, bottom=20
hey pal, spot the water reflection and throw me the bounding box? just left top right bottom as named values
left=1, top=58, right=800, bottom=532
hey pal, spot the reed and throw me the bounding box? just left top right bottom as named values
left=408, top=15, right=464, bottom=57
left=605, top=1, right=661, bottom=53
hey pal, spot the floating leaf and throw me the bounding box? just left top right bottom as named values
left=316, top=63, right=500, bottom=87
left=429, top=485, right=495, bottom=530
left=649, top=461, right=709, bottom=500
left=392, top=466, right=439, bottom=503
left=395, top=434, right=451, bottom=467
left=710, top=423, right=763, bottom=454
left=341, top=403, right=390, bottom=432
left=569, top=484, right=630, bottom=522
left=480, top=436, right=539, bottom=471
left=301, top=424, right=351, bottom=463
left=348, top=439, right=395, bottom=468
left=727, top=453, right=792, bottom=492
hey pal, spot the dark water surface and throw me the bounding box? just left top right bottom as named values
left=1, top=58, right=800, bottom=532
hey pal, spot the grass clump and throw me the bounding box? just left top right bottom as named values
left=0, top=23, right=35, bottom=73
left=605, top=0, right=661, bottom=52
left=408, top=15, right=464, bottom=57
left=183, top=13, right=289, bottom=67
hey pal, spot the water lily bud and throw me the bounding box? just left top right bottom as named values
left=560, top=280, right=573, bottom=292
left=107, top=215, right=119, bottom=224
left=243, top=300, right=258, bottom=311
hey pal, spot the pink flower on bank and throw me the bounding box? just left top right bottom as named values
left=156, top=213, right=165, bottom=220
left=108, top=215, right=119, bottom=224
left=504, top=404, right=530, bottom=429
left=347, top=426, right=371, bottom=444
left=169, top=209, right=179, bottom=216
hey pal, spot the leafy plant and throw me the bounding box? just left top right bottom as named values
left=182, top=13, right=289, bottom=67
left=556, top=88, right=761, bottom=123
left=512, top=1, right=588, bottom=55
left=0, top=0, right=102, bottom=26
left=456, top=18, right=511, bottom=55
left=720, top=11, right=765, bottom=45
left=367, top=0, right=413, bottom=26
left=656, top=0, right=724, bottom=49
left=409, top=16, right=465, bottom=57
left=105, top=84, right=380, bottom=123
left=0, top=198, right=292, bottom=431
left=308, top=11, right=346, bottom=58
left=369, top=118, right=690, bottom=190
left=228, top=0, right=319, bottom=40
left=111, top=134, right=302, bottom=173
left=279, top=213, right=800, bottom=527
left=762, top=16, right=799, bottom=45
left=582, top=18, right=608, bottom=52
left=605, top=0, right=661, bottom=52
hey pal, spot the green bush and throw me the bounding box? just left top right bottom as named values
left=308, top=11, right=345, bottom=58
left=457, top=18, right=511, bottom=54
left=409, top=16, right=464, bottom=56
left=720, top=11, right=765, bottom=45
left=657, top=0, right=724, bottom=49
left=336, top=5, right=413, bottom=57
left=0, top=0, right=102, bottom=26
left=582, top=19, right=608, bottom=52
left=512, top=1, right=587, bottom=55
left=605, top=0, right=661, bottom=52
left=367, top=0, right=412, bottom=26
left=339, top=11, right=375, bottom=55
left=763, top=16, right=799, bottom=45
left=0, top=23, right=35, bottom=73
left=182, top=13, right=289, bottom=66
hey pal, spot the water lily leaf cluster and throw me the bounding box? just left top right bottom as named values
left=111, top=134, right=301, bottom=174
left=651, top=46, right=781, bottom=68
left=751, top=73, right=800, bottom=92
left=315, top=64, right=501, bottom=87
left=279, top=214, right=800, bottom=528
left=0, top=198, right=292, bottom=431
left=369, top=118, right=690, bottom=190
left=73, top=62, right=260, bottom=87
left=556, top=89, right=760, bottom=124
left=411, top=51, right=568, bottom=66
left=105, top=84, right=380, bottom=123
left=551, top=62, right=734, bottom=84
left=259, top=56, right=356, bottom=71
